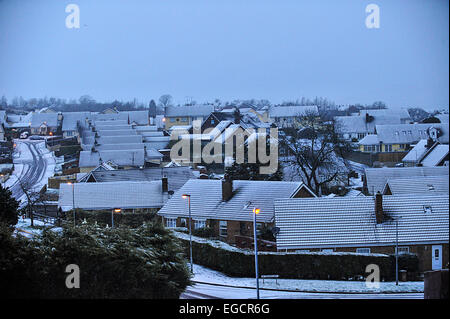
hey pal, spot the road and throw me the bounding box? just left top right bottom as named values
left=7, top=140, right=48, bottom=204
left=181, top=283, right=424, bottom=299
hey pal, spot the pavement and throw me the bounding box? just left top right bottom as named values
left=181, top=282, right=424, bottom=299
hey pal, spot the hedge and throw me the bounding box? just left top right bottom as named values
left=177, top=237, right=419, bottom=281
left=62, top=209, right=159, bottom=228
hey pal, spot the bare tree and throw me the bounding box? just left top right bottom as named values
left=281, top=111, right=352, bottom=195
left=159, top=94, right=173, bottom=108
left=18, top=180, right=44, bottom=227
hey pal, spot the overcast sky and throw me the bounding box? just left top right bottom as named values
left=0, top=0, right=448, bottom=109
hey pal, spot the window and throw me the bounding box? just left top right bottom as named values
left=402, top=131, right=407, bottom=135
left=181, top=117, right=188, bottom=122
left=179, top=218, right=187, bottom=227
left=219, top=221, right=228, bottom=237
left=170, top=118, right=176, bottom=123
left=194, top=220, right=206, bottom=229
left=211, top=119, right=215, bottom=125
left=385, top=144, right=392, bottom=152
left=408, top=130, right=412, bottom=135
left=356, top=248, right=371, bottom=254
left=165, top=218, right=177, bottom=228
left=396, top=247, right=410, bottom=254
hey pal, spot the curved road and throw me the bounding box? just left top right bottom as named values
left=8, top=140, right=48, bottom=204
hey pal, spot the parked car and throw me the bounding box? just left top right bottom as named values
left=19, top=132, right=29, bottom=139
left=29, top=135, right=44, bottom=140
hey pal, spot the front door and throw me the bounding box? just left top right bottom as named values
left=431, top=245, right=442, bottom=270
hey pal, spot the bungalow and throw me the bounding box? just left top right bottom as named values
left=157, top=177, right=316, bottom=245
left=363, top=166, right=449, bottom=195
left=382, top=175, right=449, bottom=196
left=273, top=194, right=449, bottom=272
left=61, top=112, right=92, bottom=139
left=30, top=112, right=61, bottom=135
left=79, top=149, right=145, bottom=172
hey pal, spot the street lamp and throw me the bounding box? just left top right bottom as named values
left=111, top=208, right=121, bottom=228
left=67, top=182, right=75, bottom=225
left=253, top=207, right=260, bottom=300
left=182, top=194, right=193, bottom=273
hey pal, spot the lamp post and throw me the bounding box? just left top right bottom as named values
left=182, top=194, right=193, bottom=273
left=395, top=219, right=399, bottom=286
left=253, top=207, right=260, bottom=300
left=111, top=208, right=121, bottom=228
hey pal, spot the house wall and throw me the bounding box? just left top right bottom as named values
left=165, top=116, right=205, bottom=130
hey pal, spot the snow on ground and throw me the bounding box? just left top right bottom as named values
left=14, top=218, right=61, bottom=238
left=191, top=264, right=424, bottom=294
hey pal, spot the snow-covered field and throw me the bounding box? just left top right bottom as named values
left=192, top=264, right=424, bottom=294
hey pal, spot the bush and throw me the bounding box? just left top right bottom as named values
left=192, top=227, right=215, bottom=238
left=0, top=222, right=191, bottom=298
left=0, top=184, right=20, bottom=228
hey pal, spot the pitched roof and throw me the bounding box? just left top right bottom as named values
left=96, top=129, right=137, bottom=136
left=364, top=166, right=449, bottom=194
left=30, top=113, right=58, bottom=128
left=402, top=139, right=429, bottom=163
left=127, top=111, right=149, bottom=125
left=358, top=134, right=379, bottom=145
left=61, top=112, right=92, bottom=131
left=375, top=123, right=448, bottom=145
left=421, top=144, right=449, bottom=167
left=274, top=195, right=449, bottom=250
left=79, top=166, right=194, bottom=191
left=96, top=135, right=143, bottom=144
left=157, top=179, right=313, bottom=223
left=58, top=181, right=165, bottom=211
left=82, top=143, right=145, bottom=151
left=269, top=105, right=318, bottom=118
left=79, top=149, right=145, bottom=167
left=165, top=105, right=215, bottom=117
left=383, top=175, right=449, bottom=195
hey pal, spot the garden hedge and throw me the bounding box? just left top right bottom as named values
left=177, top=237, right=419, bottom=281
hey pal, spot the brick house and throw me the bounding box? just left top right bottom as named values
left=157, top=178, right=316, bottom=245
left=274, top=193, right=449, bottom=272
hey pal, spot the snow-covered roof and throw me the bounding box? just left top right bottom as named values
left=364, top=166, right=449, bottom=194
left=61, top=112, right=92, bottom=131
left=30, top=113, right=58, bottom=128
left=375, top=123, right=448, bottom=145
left=79, top=149, right=145, bottom=167
left=269, top=105, right=319, bottom=118
left=79, top=166, right=194, bottom=191
left=421, top=144, right=449, bottom=167
left=58, top=181, right=165, bottom=211
left=274, top=195, right=449, bottom=250
left=165, top=105, right=215, bottom=117
left=435, top=114, right=449, bottom=123
left=96, top=129, right=137, bottom=136
left=158, top=179, right=315, bottom=223
left=358, top=134, right=379, bottom=145
left=96, top=135, right=143, bottom=144
left=402, top=139, right=429, bottom=163
left=383, top=175, right=449, bottom=195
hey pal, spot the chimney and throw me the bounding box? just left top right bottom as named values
left=162, top=175, right=168, bottom=193
left=222, top=174, right=233, bottom=201
left=375, top=192, right=383, bottom=224
left=426, top=138, right=434, bottom=149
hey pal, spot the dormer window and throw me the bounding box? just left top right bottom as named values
left=423, top=205, right=432, bottom=214
left=427, top=184, right=435, bottom=191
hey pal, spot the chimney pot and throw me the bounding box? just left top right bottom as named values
left=222, top=175, right=233, bottom=201
left=162, top=176, right=168, bottom=193
left=375, top=191, right=383, bottom=224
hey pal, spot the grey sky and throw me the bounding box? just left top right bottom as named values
left=0, top=0, right=448, bottom=109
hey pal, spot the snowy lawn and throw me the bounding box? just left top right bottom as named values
left=14, top=218, right=62, bottom=238
left=192, top=264, right=424, bottom=294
